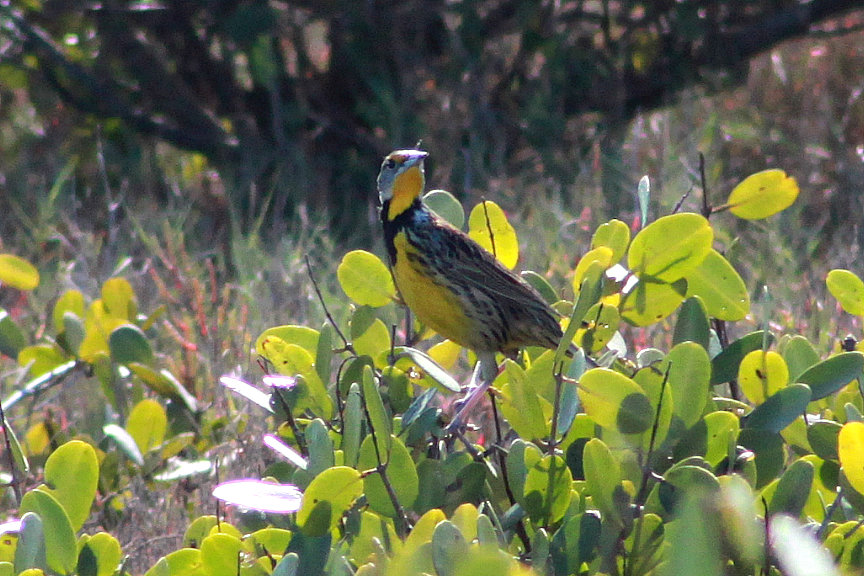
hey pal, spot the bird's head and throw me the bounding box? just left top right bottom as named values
left=378, top=149, right=429, bottom=221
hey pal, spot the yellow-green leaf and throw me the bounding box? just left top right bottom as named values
left=424, top=189, right=465, bottom=229
left=468, top=201, right=518, bottom=269
left=0, top=254, right=39, bottom=291
left=578, top=368, right=653, bottom=435
left=826, top=269, right=864, bottom=317
left=40, top=440, right=99, bottom=533
left=571, top=247, right=614, bottom=295
left=52, top=290, right=85, bottom=333
left=591, top=219, right=631, bottom=263
left=738, top=350, right=789, bottom=405
left=685, top=249, right=750, bottom=321
left=727, top=169, right=799, bottom=220
left=126, top=399, right=167, bottom=453
left=260, top=339, right=333, bottom=419
left=337, top=250, right=396, bottom=307
left=256, top=325, right=319, bottom=357
left=101, top=278, right=136, bottom=320
left=620, top=278, right=687, bottom=326
left=627, top=213, right=713, bottom=281
left=297, top=466, right=364, bottom=536
left=839, top=421, right=864, bottom=497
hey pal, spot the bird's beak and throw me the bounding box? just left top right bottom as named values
left=399, top=149, right=429, bottom=167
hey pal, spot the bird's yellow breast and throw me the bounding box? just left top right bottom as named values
left=392, top=231, right=477, bottom=348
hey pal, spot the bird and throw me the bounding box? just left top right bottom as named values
left=377, top=149, right=585, bottom=428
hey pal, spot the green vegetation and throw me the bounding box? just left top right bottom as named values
left=4, top=163, right=864, bottom=575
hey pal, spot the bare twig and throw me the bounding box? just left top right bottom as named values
left=305, top=255, right=354, bottom=354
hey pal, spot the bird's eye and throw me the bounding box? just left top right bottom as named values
left=385, top=158, right=397, bottom=170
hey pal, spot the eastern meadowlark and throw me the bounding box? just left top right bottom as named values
left=377, top=149, right=582, bottom=425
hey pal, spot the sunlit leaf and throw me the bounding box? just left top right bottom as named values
left=0, top=254, right=39, bottom=291
left=738, top=350, right=788, bottom=405
left=684, top=250, right=750, bottom=321
left=337, top=250, right=396, bottom=307
left=468, top=201, right=518, bottom=269
left=827, top=269, right=864, bottom=317
left=591, top=219, right=631, bottom=263
left=297, top=467, right=363, bottom=536
left=628, top=213, right=712, bottom=281
left=727, top=169, right=799, bottom=220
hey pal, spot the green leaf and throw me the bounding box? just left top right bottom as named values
left=0, top=254, right=39, bottom=291
left=673, top=297, right=710, bottom=349
left=768, top=459, right=814, bottom=518
left=200, top=532, right=242, bottom=576
left=393, top=346, right=461, bottom=392
left=684, top=250, right=750, bottom=321
left=839, top=421, right=864, bottom=497
left=0, top=410, right=28, bottom=475
left=578, top=368, right=653, bottom=435
left=591, top=219, right=631, bottom=263
left=781, top=335, right=821, bottom=383
left=523, top=455, right=572, bottom=525
left=827, top=269, right=864, bottom=316
left=108, top=324, right=153, bottom=365
left=342, top=383, right=362, bottom=468
left=19, top=490, right=77, bottom=575
left=744, top=384, right=811, bottom=434
left=620, top=278, right=687, bottom=326
left=101, top=278, right=136, bottom=320
left=315, top=323, right=333, bottom=385
left=127, top=365, right=199, bottom=412
left=362, top=365, right=391, bottom=455
left=424, top=189, right=465, bottom=229
left=499, top=360, right=548, bottom=440
left=0, top=309, right=26, bottom=358
left=582, top=438, right=623, bottom=527
left=14, top=513, right=44, bottom=574
left=551, top=513, right=601, bottom=575
left=77, top=533, right=122, bottom=576
left=53, top=291, right=85, bottom=334
left=666, top=342, right=711, bottom=429
left=521, top=270, right=559, bottom=305
left=126, top=399, right=167, bottom=453
left=350, top=308, right=390, bottom=364
left=627, top=213, right=713, bottom=282
left=358, top=435, right=419, bottom=517
left=40, top=440, right=99, bottom=532
left=664, top=491, right=723, bottom=576
left=297, top=467, right=363, bottom=536
left=431, top=521, right=469, bottom=575
left=727, top=169, right=799, bottom=220
left=796, top=352, right=864, bottom=400
left=256, top=325, right=320, bottom=357
left=468, top=200, right=519, bottom=269
left=259, top=340, right=332, bottom=419
left=711, top=331, right=775, bottom=385
left=337, top=250, right=396, bottom=307
left=738, top=429, right=785, bottom=488
left=102, top=424, right=145, bottom=466
left=808, top=419, right=842, bottom=461
left=738, top=350, right=789, bottom=405
left=305, top=418, right=334, bottom=478
left=142, top=548, right=202, bottom=576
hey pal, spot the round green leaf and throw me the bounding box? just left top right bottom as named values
left=727, top=169, right=799, bottom=220
left=521, top=271, right=559, bottom=305
left=738, top=429, right=785, bottom=489
left=467, top=201, right=518, bottom=269
left=101, top=278, right=136, bottom=320
left=673, top=297, right=710, bottom=349
left=19, top=490, right=76, bottom=575
left=127, top=365, right=198, bottom=412
left=808, top=419, right=842, bottom=461
left=18, top=345, right=68, bottom=378
left=259, top=339, right=332, bottom=419
left=108, top=324, right=153, bottom=365
left=200, top=533, right=242, bottom=576
left=796, top=352, right=864, bottom=401
left=358, top=435, right=419, bottom=518
left=126, top=399, right=167, bottom=453
left=684, top=250, right=749, bottom=321
left=620, top=278, right=687, bottom=326
left=827, top=269, right=864, bottom=317
left=523, top=455, right=573, bottom=525
left=52, top=291, right=86, bottom=337
left=337, top=250, right=396, bottom=307
left=578, top=368, right=653, bottom=435
left=738, top=350, right=789, bottom=405
left=704, top=411, right=741, bottom=467
left=142, top=548, right=203, bottom=576
left=627, top=213, right=713, bottom=281
left=591, top=219, right=631, bottom=263
left=744, top=384, right=811, bottom=434
left=351, top=314, right=390, bottom=364
left=711, top=331, right=775, bottom=385
left=499, top=361, right=549, bottom=441
left=0, top=254, right=39, bottom=291
left=424, top=189, right=465, bottom=229
left=550, top=513, right=601, bottom=574
left=297, top=466, right=364, bottom=536
left=41, top=440, right=99, bottom=532
left=77, top=533, right=122, bottom=576
left=767, top=459, right=814, bottom=519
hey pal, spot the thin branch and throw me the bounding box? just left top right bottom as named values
left=0, top=399, right=23, bottom=503
left=305, top=255, right=354, bottom=354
